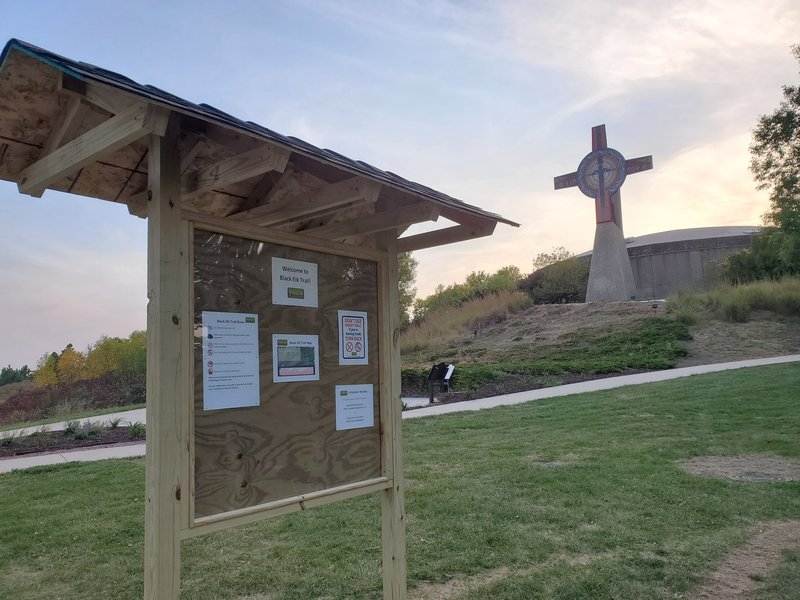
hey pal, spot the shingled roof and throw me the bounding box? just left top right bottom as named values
left=0, top=38, right=517, bottom=252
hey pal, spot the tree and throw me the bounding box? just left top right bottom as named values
left=33, top=352, right=59, bottom=388
left=750, top=45, right=800, bottom=271
left=56, top=343, right=86, bottom=384
left=532, top=246, right=575, bottom=271
left=411, top=265, right=522, bottom=322
left=397, top=252, right=417, bottom=327
left=0, top=364, right=31, bottom=386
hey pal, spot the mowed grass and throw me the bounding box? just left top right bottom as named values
left=1, top=364, right=799, bottom=599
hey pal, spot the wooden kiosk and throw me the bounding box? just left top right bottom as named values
left=0, top=39, right=517, bottom=599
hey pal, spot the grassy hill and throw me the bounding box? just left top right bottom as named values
left=400, top=286, right=800, bottom=399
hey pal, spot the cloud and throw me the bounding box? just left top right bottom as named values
left=499, top=0, right=800, bottom=93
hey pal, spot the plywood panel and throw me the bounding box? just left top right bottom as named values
left=193, top=229, right=381, bottom=518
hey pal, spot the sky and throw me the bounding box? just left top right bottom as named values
left=0, top=0, right=798, bottom=369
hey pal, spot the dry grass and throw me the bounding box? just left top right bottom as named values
left=400, top=291, right=531, bottom=354
left=667, top=277, right=800, bottom=324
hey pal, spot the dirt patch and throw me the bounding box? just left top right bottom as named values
left=679, top=455, right=800, bottom=483
left=409, top=551, right=614, bottom=599
left=693, top=521, right=800, bottom=599
left=411, top=566, right=510, bottom=600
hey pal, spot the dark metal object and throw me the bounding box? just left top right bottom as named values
left=426, top=363, right=454, bottom=403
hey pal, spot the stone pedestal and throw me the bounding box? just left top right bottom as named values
left=586, top=221, right=636, bottom=302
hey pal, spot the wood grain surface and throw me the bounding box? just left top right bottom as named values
left=193, top=229, right=381, bottom=518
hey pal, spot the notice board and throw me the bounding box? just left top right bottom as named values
left=193, top=229, right=381, bottom=519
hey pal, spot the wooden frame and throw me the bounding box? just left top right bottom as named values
left=146, top=159, right=408, bottom=597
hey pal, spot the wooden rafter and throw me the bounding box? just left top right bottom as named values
left=288, top=197, right=375, bottom=230
left=224, top=166, right=296, bottom=216
left=127, top=141, right=289, bottom=217
left=40, top=96, right=91, bottom=157
left=396, top=221, right=497, bottom=252
left=59, top=72, right=136, bottom=115
left=180, top=136, right=206, bottom=174
left=17, top=102, right=170, bottom=197
left=183, top=143, right=290, bottom=202
left=301, top=202, right=440, bottom=240
left=233, top=177, right=381, bottom=227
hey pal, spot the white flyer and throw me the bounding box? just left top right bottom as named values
left=335, top=384, right=375, bottom=431
left=201, top=311, right=260, bottom=411
left=271, top=257, right=318, bottom=307
left=272, top=334, right=320, bottom=382
left=338, top=310, right=368, bottom=365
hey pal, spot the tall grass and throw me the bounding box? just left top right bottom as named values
left=667, top=277, right=800, bottom=323
left=400, top=290, right=531, bottom=354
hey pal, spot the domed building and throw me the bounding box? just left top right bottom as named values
left=580, top=226, right=759, bottom=299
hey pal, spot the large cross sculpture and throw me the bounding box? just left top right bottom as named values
left=554, top=124, right=652, bottom=230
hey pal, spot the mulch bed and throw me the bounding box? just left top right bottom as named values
left=0, top=427, right=145, bottom=458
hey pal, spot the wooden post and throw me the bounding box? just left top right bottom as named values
left=378, top=232, right=407, bottom=599
left=144, top=113, right=187, bottom=599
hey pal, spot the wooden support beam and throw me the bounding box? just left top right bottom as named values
left=180, top=136, right=207, bottom=175
left=40, top=97, right=91, bottom=157
left=233, top=177, right=381, bottom=226
left=286, top=197, right=374, bottom=229
left=18, top=102, right=169, bottom=197
left=126, top=135, right=208, bottom=218
left=59, top=72, right=137, bottom=115
left=182, top=143, right=290, bottom=201
left=144, top=114, right=187, bottom=599
left=395, top=221, right=497, bottom=252
left=377, top=232, right=408, bottom=599
left=301, top=202, right=439, bottom=240
left=231, top=165, right=296, bottom=215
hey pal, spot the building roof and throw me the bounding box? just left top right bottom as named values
left=578, top=226, right=760, bottom=257
left=623, top=226, right=760, bottom=248
left=0, top=38, right=517, bottom=253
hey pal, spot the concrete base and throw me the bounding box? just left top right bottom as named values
left=586, top=221, right=636, bottom=302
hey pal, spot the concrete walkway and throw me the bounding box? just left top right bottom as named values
left=1, top=355, right=798, bottom=474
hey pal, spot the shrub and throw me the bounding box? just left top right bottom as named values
left=0, top=430, right=22, bottom=447
left=72, top=421, right=104, bottom=440
left=130, top=422, right=146, bottom=439
left=519, top=257, right=590, bottom=304
left=721, top=229, right=796, bottom=284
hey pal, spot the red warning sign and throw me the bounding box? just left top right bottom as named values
left=338, top=310, right=368, bottom=365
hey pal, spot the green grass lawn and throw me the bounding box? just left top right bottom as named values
left=1, top=364, right=799, bottom=599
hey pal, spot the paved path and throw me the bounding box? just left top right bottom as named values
left=1, top=355, right=798, bottom=473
